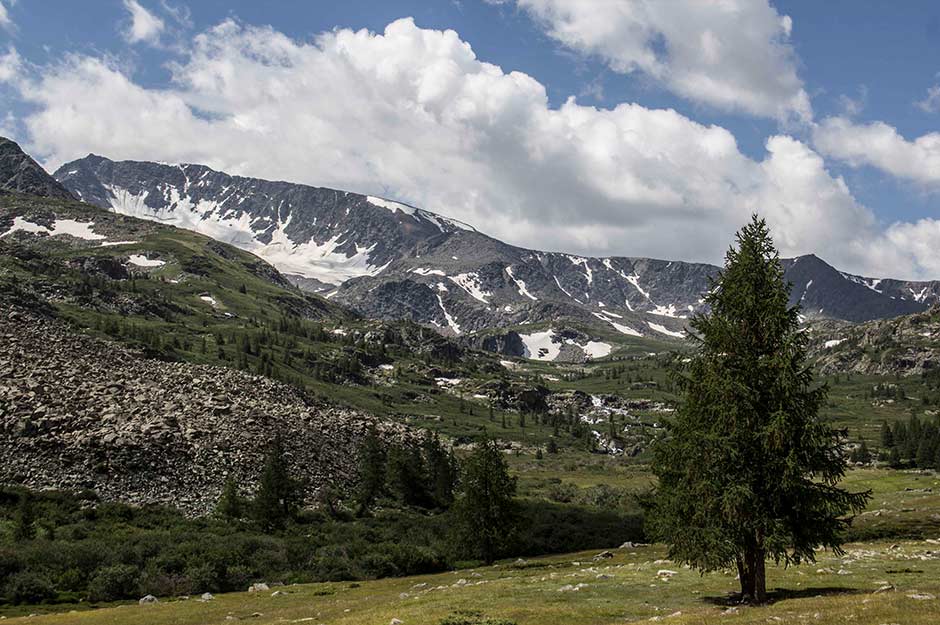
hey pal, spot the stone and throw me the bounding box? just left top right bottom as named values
left=138, top=595, right=158, bottom=604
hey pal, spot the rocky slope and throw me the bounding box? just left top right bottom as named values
left=0, top=304, right=408, bottom=514
left=809, top=304, right=940, bottom=378
left=1, top=137, right=75, bottom=200
left=54, top=153, right=940, bottom=342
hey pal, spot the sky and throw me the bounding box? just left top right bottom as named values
left=1, top=1, right=939, bottom=280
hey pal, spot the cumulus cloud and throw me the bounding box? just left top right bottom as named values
left=813, top=117, right=940, bottom=186
left=506, top=0, right=811, bottom=122
left=122, top=0, right=165, bottom=45
left=8, top=17, right=940, bottom=279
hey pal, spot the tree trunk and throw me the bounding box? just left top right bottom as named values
left=740, top=544, right=767, bottom=604
left=753, top=549, right=767, bottom=603
left=735, top=556, right=748, bottom=599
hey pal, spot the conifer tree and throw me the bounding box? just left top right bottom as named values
left=647, top=215, right=870, bottom=604
left=424, top=432, right=458, bottom=509
left=12, top=491, right=36, bottom=542
left=355, top=427, right=386, bottom=516
left=216, top=476, right=245, bottom=520
left=252, top=436, right=300, bottom=530
left=387, top=444, right=429, bottom=507
left=452, top=437, right=517, bottom=564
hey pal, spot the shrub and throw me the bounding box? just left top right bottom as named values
left=4, top=571, right=56, bottom=605
left=87, top=564, right=140, bottom=602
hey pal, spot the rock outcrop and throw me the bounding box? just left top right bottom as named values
left=0, top=137, right=75, bottom=200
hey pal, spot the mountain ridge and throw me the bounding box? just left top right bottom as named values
left=52, top=152, right=940, bottom=346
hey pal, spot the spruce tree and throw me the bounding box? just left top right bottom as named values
left=387, top=444, right=429, bottom=507
left=12, top=492, right=36, bottom=542
left=216, top=476, right=245, bottom=520
left=424, top=432, right=458, bottom=509
left=355, top=426, right=387, bottom=516
left=452, top=437, right=517, bottom=564
left=252, top=436, right=299, bottom=530
left=647, top=215, right=870, bottom=604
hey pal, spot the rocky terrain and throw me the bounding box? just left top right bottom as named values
left=809, top=304, right=940, bottom=377
left=0, top=137, right=75, bottom=200
left=54, top=153, right=940, bottom=345
left=0, top=304, right=408, bottom=514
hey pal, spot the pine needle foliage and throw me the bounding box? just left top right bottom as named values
left=647, top=215, right=870, bottom=603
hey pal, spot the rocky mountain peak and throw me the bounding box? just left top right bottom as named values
left=0, top=137, right=76, bottom=200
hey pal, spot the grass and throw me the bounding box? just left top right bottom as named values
left=5, top=539, right=939, bottom=625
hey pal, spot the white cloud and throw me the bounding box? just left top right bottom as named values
left=122, top=0, right=165, bottom=45
left=813, top=116, right=940, bottom=186
left=508, top=0, right=811, bottom=122
left=0, top=1, right=12, bottom=31
left=838, top=85, right=868, bottom=117
left=9, top=18, right=940, bottom=279
left=915, top=84, right=940, bottom=114
left=0, top=46, right=19, bottom=82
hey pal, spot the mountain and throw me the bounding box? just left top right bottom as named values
left=54, top=154, right=940, bottom=349
left=0, top=137, right=75, bottom=200
left=807, top=304, right=940, bottom=378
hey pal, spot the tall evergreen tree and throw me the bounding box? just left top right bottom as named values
left=252, top=436, right=300, bottom=530
left=387, top=444, right=429, bottom=507
left=424, top=432, right=458, bottom=509
left=647, top=216, right=870, bottom=603
left=12, top=491, right=36, bottom=542
left=216, top=476, right=245, bottom=520
left=355, top=426, right=387, bottom=516
left=452, top=437, right=517, bottom=564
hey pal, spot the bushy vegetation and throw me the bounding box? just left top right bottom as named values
left=0, top=479, right=642, bottom=607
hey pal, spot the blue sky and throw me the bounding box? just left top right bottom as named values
left=1, top=1, right=939, bottom=278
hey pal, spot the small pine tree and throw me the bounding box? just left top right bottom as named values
left=452, top=437, right=517, bottom=564
left=880, top=421, right=894, bottom=449
left=355, top=427, right=386, bottom=516
left=888, top=446, right=903, bottom=468
left=13, top=492, right=36, bottom=542
left=252, top=436, right=299, bottom=530
left=216, top=476, right=244, bottom=520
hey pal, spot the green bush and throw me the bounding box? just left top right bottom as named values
left=4, top=571, right=56, bottom=605
left=87, top=564, right=140, bottom=602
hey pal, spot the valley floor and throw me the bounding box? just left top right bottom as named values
left=7, top=539, right=939, bottom=625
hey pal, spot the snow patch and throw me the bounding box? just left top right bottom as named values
left=824, top=338, right=845, bottom=349
left=448, top=272, right=491, bottom=303
left=1, top=217, right=105, bottom=241
left=506, top=266, right=538, bottom=301
left=592, top=312, right=642, bottom=337
left=583, top=341, right=613, bottom=358
left=436, top=294, right=461, bottom=334
left=650, top=304, right=686, bottom=318
left=411, top=267, right=446, bottom=276
left=519, top=330, right=561, bottom=361
left=127, top=254, right=165, bottom=268
left=647, top=322, right=684, bottom=338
